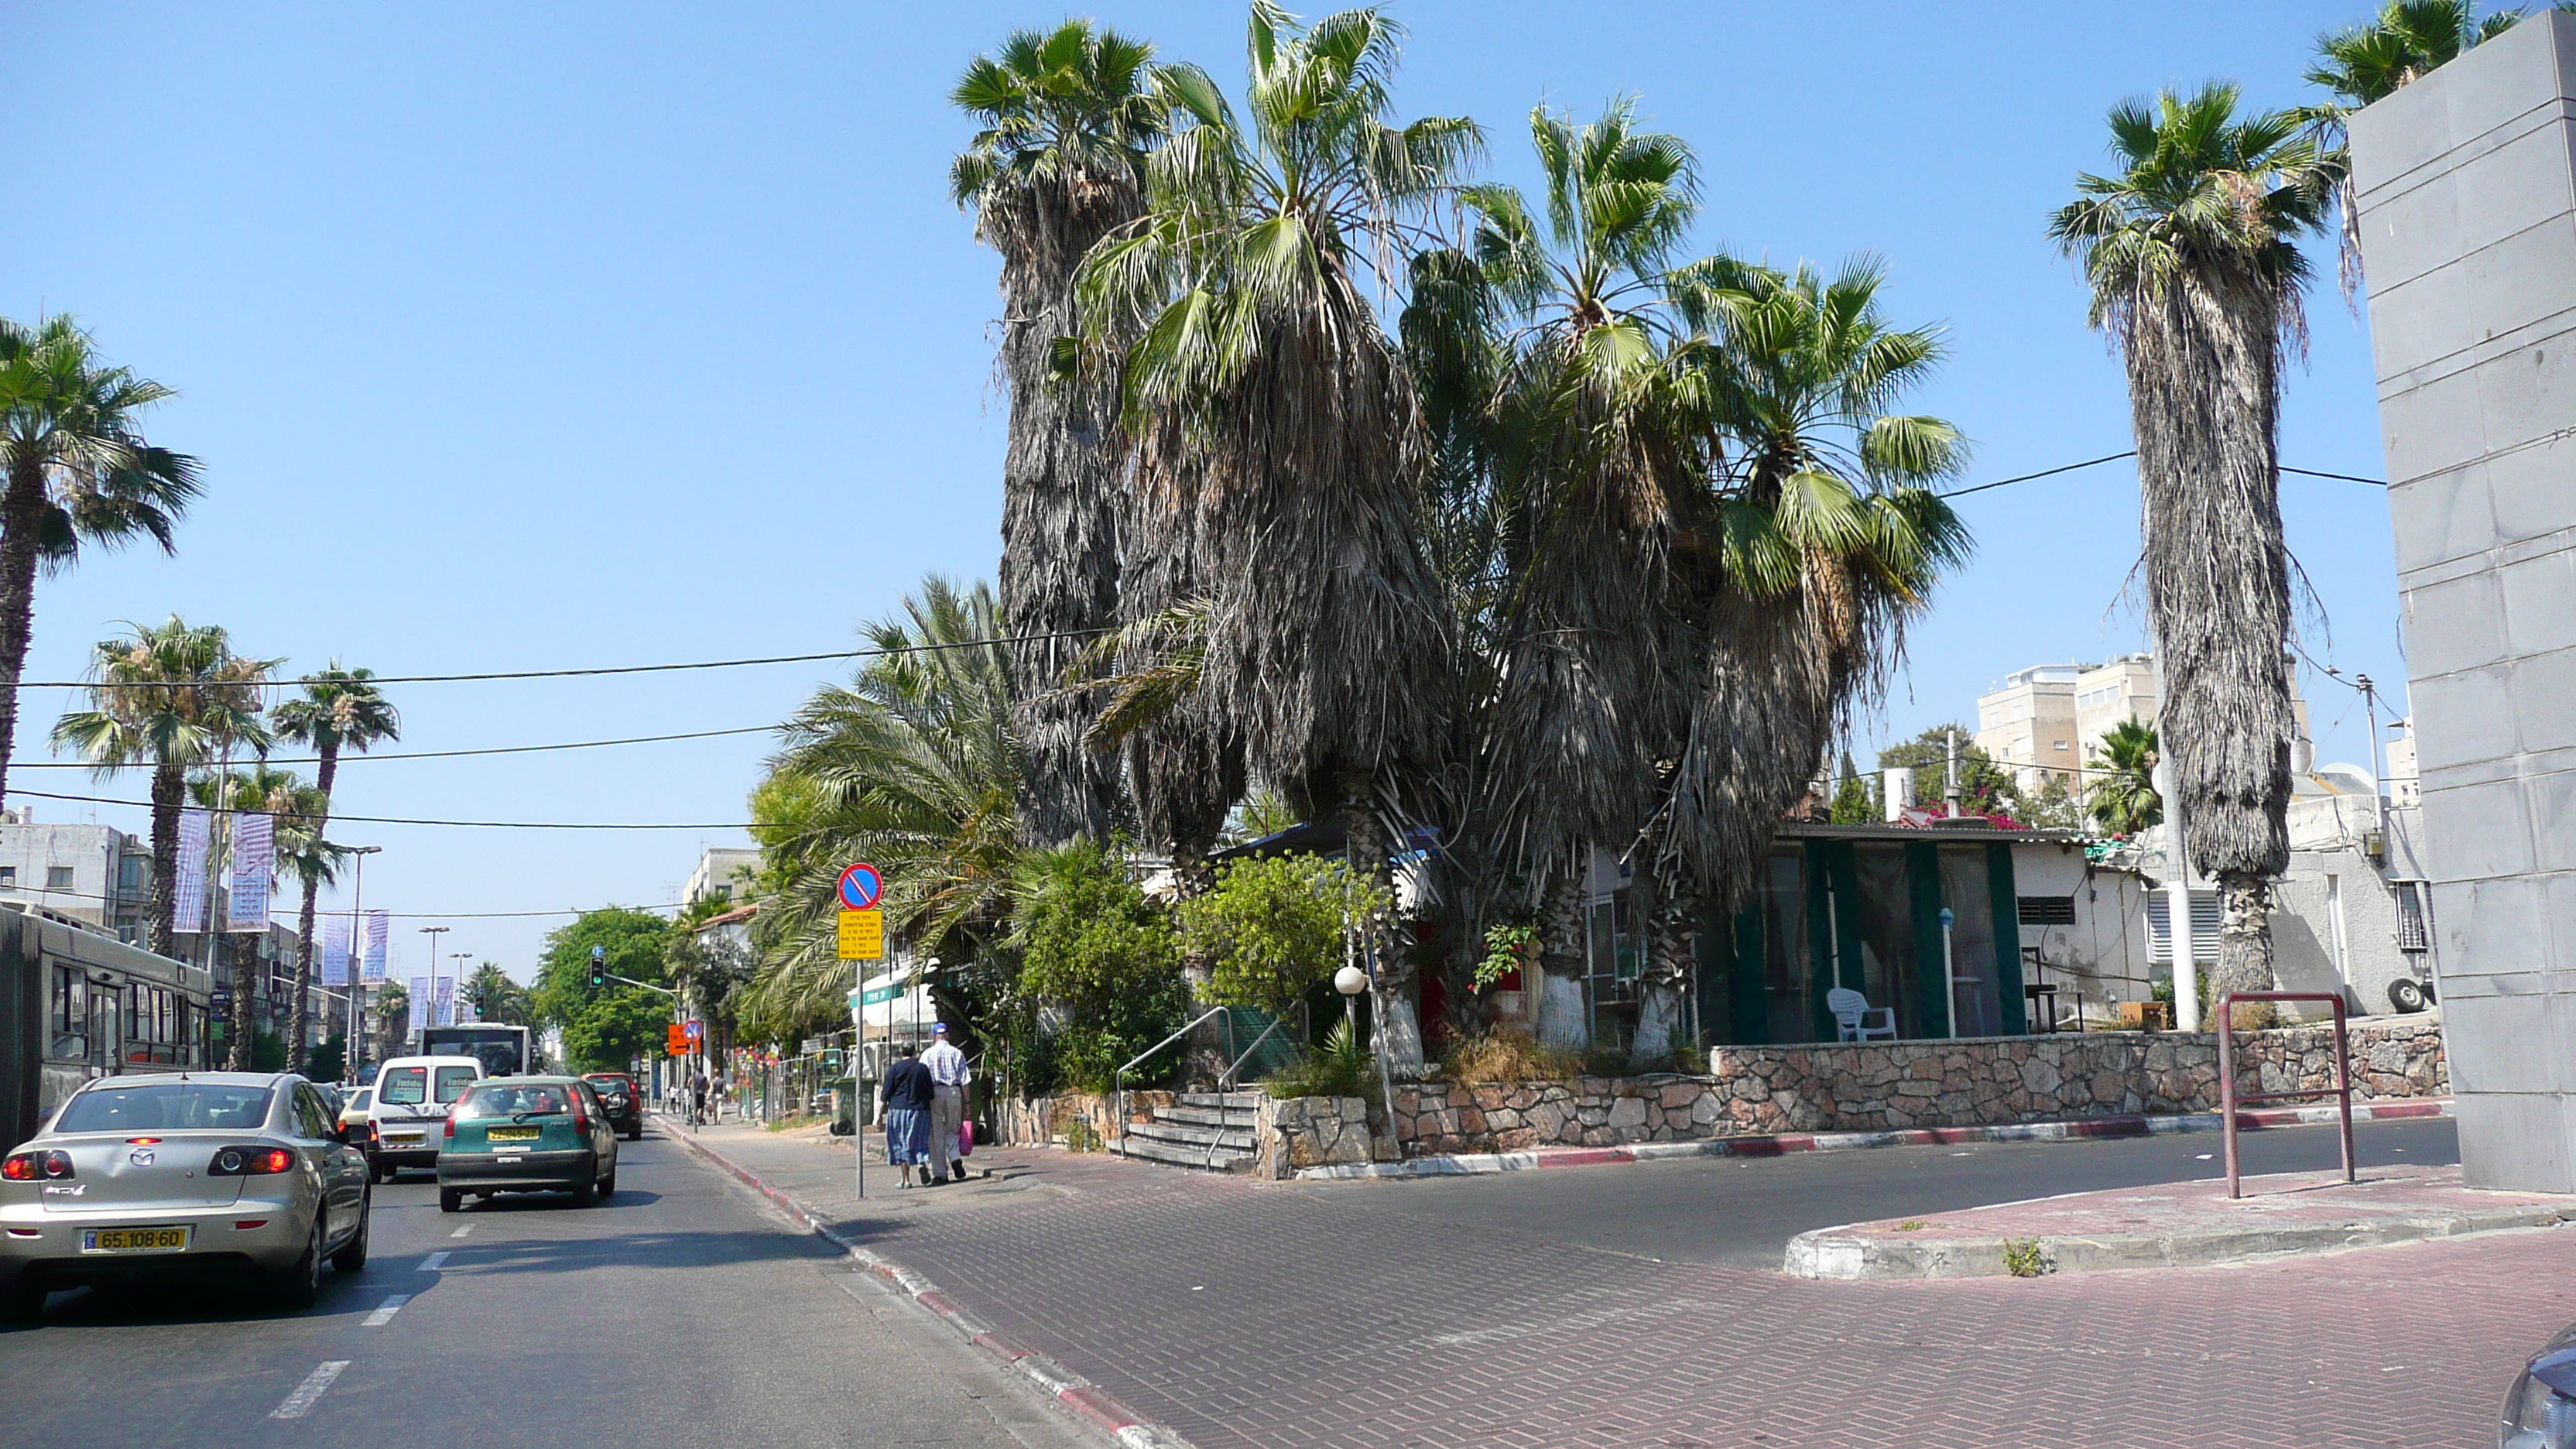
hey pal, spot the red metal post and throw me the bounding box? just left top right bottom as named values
left=2213, top=991, right=2357, bottom=1201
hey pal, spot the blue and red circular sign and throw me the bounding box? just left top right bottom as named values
left=836, top=862, right=884, bottom=911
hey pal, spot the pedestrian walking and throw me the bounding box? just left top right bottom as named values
left=690, top=1067, right=710, bottom=1128
left=922, top=1023, right=972, bottom=1184
left=879, top=1045, right=934, bottom=1187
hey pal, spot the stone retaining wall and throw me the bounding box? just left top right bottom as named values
left=995, top=1090, right=1173, bottom=1151
left=1254, top=1015, right=2446, bottom=1173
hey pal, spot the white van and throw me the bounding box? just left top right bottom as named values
left=365, top=1055, right=483, bottom=1182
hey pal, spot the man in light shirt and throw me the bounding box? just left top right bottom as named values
left=921, top=1023, right=972, bottom=1184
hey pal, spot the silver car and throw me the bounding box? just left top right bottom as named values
left=1, top=1073, right=372, bottom=1321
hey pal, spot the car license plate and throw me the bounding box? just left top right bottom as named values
left=385, top=1129, right=423, bottom=1144
left=81, top=1226, right=190, bottom=1254
left=488, top=1126, right=539, bottom=1142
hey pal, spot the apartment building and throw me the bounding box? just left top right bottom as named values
left=1977, top=653, right=2307, bottom=794
left=0, top=814, right=149, bottom=942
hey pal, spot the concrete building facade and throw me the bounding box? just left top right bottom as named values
left=0, top=817, right=149, bottom=943
left=1973, top=664, right=2081, bottom=791
left=686, top=847, right=761, bottom=907
left=2350, top=11, right=2576, bottom=1190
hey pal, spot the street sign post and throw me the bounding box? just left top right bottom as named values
left=835, top=862, right=884, bottom=912
left=837, top=909, right=885, bottom=961
left=665, top=1024, right=689, bottom=1056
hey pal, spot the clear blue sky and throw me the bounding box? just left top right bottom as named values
left=5, top=2, right=2410, bottom=984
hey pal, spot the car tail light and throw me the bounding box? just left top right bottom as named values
left=207, top=1146, right=296, bottom=1176
left=573, top=1098, right=591, bottom=1132
left=2, top=1150, right=73, bottom=1181
left=443, top=1106, right=459, bottom=1140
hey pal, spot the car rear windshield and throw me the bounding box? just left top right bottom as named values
left=587, top=1077, right=631, bottom=1094
left=56, top=1084, right=273, bottom=1133
left=459, top=1083, right=572, bottom=1117
left=434, top=1067, right=477, bottom=1103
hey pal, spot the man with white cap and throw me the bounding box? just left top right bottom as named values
left=921, top=1022, right=973, bottom=1184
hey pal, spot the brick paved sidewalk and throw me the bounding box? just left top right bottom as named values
left=687, top=1122, right=2576, bottom=1448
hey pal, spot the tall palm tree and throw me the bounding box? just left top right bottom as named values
left=461, top=961, right=530, bottom=1026
left=1448, top=99, right=1718, bottom=1055
left=0, top=317, right=200, bottom=810
left=2297, top=2, right=2523, bottom=296
left=2087, top=718, right=2164, bottom=836
left=51, top=618, right=274, bottom=962
left=2048, top=84, right=2334, bottom=1004
left=952, top=20, right=1163, bottom=852
left=742, top=577, right=1019, bottom=1035
left=270, top=666, right=398, bottom=1077
left=1660, top=258, right=1970, bottom=1043
left=188, top=765, right=320, bottom=1068
left=1077, top=2, right=1480, bottom=1075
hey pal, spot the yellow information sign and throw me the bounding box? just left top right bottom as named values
left=837, top=908, right=885, bottom=961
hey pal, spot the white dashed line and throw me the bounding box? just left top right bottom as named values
left=361, top=1293, right=411, bottom=1327
left=418, top=1252, right=450, bottom=1272
left=269, top=1361, right=349, bottom=1419
left=450, top=1224, right=473, bottom=1238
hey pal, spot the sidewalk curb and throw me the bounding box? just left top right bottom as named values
left=1295, top=1098, right=2454, bottom=1180
left=657, top=1118, right=1197, bottom=1449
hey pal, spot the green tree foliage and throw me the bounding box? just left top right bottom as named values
left=1009, top=840, right=1187, bottom=1091
left=1177, top=852, right=1389, bottom=1016
left=462, top=961, right=531, bottom=1026
left=2020, top=771, right=2085, bottom=831
left=2087, top=718, right=2163, bottom=836
left=531, top=907, right=673, bottom=1073
left=1875, top=724, right=2023, bottom=819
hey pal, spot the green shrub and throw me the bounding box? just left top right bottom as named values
left=2002, top=1238, right=2050, bottom=1277
left=1265, top=1018, right=1379, bottom=1106
left=1177, top=852, right=1389, bottom=1017
left=1012, top=841, right=1193, bottom=1091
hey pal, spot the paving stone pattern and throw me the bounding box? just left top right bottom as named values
left=713, top=1130, right=2571, bottom=1449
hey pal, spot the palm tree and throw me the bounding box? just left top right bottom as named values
left=2298, top=2, right=2523, bottom=296
left=271, top=666, right=398, bottom=1077
left=462, top=961, right=530, bottom=1026
left=2087, top=718, right=2163, bottom=836
left=1660, top=258, right=1970, bottom=1041
left=1447, top=99, right=1718, bottom=1057
left=0, top=317, right=200, bottom=810
left=1076, top=2, right=1480, bottom=1076
left=51, top=618, right=275, bottom=962
left=952, top=20, right=1163, bottom=852
left=187, top=765, right=319, bottom=1067
left=742, top=577, right=1019, bottom=1036
left=2048, top=84, right=2334, bottom=1004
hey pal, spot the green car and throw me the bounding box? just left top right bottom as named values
left=435, top=1076, right=618, bottom=1212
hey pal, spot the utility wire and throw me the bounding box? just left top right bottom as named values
left=0, top=884, right=680, bottom=920
left=10, top=723, right=777, bottom=769
left=10, top=626, right=1110, bottom=690
left=6, top=788, right=756, bottom=831
left=1937, top=450, right=2136, bottom=499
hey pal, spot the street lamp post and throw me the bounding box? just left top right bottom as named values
left=416, top=926, right=449, bottom=1050
left=341, top=845, right=382, bottom=1084
left=448, top=951, right=473, bottom=1022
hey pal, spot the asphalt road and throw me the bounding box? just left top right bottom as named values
left=1293, top=1115, right=2462, bottom=1266
left=0, top=1128, right=1090, bottom=1449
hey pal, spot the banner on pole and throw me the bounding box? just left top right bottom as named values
left=322, top=914, right=351, bottom=986
left=363, top=911, right=389, bottom=981
left=226, top=812, right=273, bottom=931
left=173, top=810, right=211, bottom=935
left=407, top=975, right=428, bottom=1038
left=433, top=975, right=454, bottom=1027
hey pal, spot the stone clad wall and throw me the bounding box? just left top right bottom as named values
left=995, top=1090, right=1173, bottom=1149
left=1253, top=1016, right=2447, bottom=1171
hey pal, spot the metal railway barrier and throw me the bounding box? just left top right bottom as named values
left=2215, top=989, right=2355, bottom=1199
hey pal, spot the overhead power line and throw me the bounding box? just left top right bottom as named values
left=1936, top=451, right=2388, bottom=500
left=11, top=723, right=778, bottom=769
left=7, top=788, right=756, bottom=831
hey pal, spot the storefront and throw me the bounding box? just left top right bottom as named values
left=1697, top=824, right=2045, bottom=1044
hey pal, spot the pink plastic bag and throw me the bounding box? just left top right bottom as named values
left=957, top=1121, right=974, bottom=1160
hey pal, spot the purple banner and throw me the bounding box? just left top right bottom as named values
left=172, top=809, right=211, bottom=937
left=226, top=811, right=273, bottom=931
left=321, top=914, right=351, bottom=987
left=433, top=975, right=454, bottom=1028
left=363, top=910, right=389, bottom=981
left=407, top=975, right=427, bottom=1039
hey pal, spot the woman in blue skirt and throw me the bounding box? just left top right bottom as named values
left=880, top=1043, right=935, bottom=1187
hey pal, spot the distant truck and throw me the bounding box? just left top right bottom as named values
left=420, top=1024, right=535, bottom=1079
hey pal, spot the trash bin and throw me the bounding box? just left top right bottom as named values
left=829, top=1076, right=859, bottom=1136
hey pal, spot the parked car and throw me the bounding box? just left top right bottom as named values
left=0, top=1073, right=372, bottom=1320
left=2502, top=1321, right=2576, bottom=1447
left=365, top=1056, right=484, bottom=1182
left=581, top=1073, right=642, bottom=1140
left=335, top=1087, right=374, bottom=1141
left=435, top=1076, right=618, bottom=1212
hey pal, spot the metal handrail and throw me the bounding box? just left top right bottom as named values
left=1112, top=1005, right=1228, bottom=1153
left=2215, top=990, right=2354, bottom=1199
left=1218, top=1013, right=1291, bottom=1091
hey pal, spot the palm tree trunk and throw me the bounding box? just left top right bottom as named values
left=2211, top=868, right=2277, bottom=1017
left=0, top=457, right=47, bottom=814
left=224, top=935, right=255, bottom=1070
left=1535, top=852, right=1589, bottom=1052
left=289, top=740, right=337, bottom=1074
left=1630, top=875, right=1696, bottom=1068
left=1345, top=780, right=1423, bottom=1081
left=147, top=764, right=183, bottom=958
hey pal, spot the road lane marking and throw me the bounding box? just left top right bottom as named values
left=362, top=1293, right=411, bottom=1327
left=269, top=1361, right=350, bottom=1420
left=418, top=1252, right=450, bottom=1272
left=450, top=1224, right=473, bottom=1238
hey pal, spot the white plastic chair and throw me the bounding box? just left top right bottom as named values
left=1828, top=987, right=1897, bottom=1043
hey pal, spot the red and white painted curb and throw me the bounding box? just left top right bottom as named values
left=1296, top=1098, right=2454, bottom=1180
left=661, top=1120, right=1195, bottom=1449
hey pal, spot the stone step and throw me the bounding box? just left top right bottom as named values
left=1117, top=1130, right=1255, bottom=1172
left=1160, top=1104, right=1259, bottom=1129
left=1127, top=1119, right=1256, bottom=1153
left=1177, top=1091, right=1263, bottom=1112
